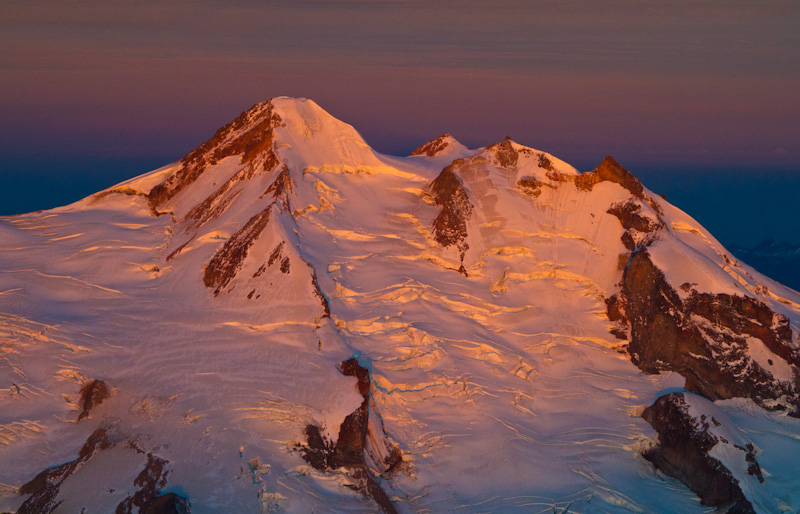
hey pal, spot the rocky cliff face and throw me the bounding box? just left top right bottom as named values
left=148, top=101, right=282, bottom=209
left=643, top=392, right=765, bottom=514
left=607, top=236, right=800, bottom=415
left=203, top=206, right=273, bottom=296
left=429, top=163, right=474, bottom=274
left=300, top=358, right=402, bottom=514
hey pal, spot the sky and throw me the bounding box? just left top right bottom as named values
left=1, top=0, right=798, bottom=246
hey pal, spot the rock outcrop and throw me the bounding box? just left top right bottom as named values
left=300, top=358, right=402, bottom=514
left=608, top=247, right=800, bottom=414
left=115, top=452, right=171, bottom=514
left=516, top=176, right=552, bottom=198
left=575, top=156, right=645, bottom=198
left=16, top=428, right=188, bottom=514
left=138, top=493, right=191, bottom=514
left=411, top=133, right=456, bottom=157
left=487, top=138, right=519, bottom=168
left=203, top=206, right=273, bottom=295
left=593, top=157, right=800, bottom=415
left=17, top=428, right=114, bottom=514
left=148, top=101, right=282, bottom=208
left=78, top=379, right=111, bottom=421
left=262, top=165, right=296, bottom=210
left=642, top=392, right=765, bottom=514
left=429, top=163, right=474, bottom=274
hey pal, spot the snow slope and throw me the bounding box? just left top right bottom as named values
left=1, top=97, right=799, bottom=513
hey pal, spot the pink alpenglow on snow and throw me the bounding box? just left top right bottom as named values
left=1, top=98, right=799, bottom=514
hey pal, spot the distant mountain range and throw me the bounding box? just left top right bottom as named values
left=1, top=97, right=799, bottom=514
left=729, top=239, right=800, bottom=293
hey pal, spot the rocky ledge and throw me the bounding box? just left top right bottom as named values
left=411, top=133, right=457, bottom=157
left=608, top=247, right=800, bottom=414
left=643, top=392, right=766, bottom=514
left=299, top=358, right=402, bottom=514
left=15, top=427, right=189, bottom=514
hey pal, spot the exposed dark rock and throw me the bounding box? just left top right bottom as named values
left=605, top=294, right=629, bottom=340
left=576, top=156, right=644, bottom=198
left=545, top=170, right=573, bottom=183
left=411, top=133, right=455, bottom=157
left=300, top=358, right=402, bottom=514
left=203, top=206, right=272, bottom=295
left=17, top=424, right=183, bottom=514
left=262, top=165, right=296, bottom=210
left=17, top=428, right=114, bottom=514
left=92, top=187, right=161, bottom=217
left=346, top=467, right=396, bottom=514
left=516, top=176, right=552, bottom=199
left=594, top=156, right=644, bottom=197
left=17, top=426, right=183, bottom=514
left=430, top=145, right=566, bottom=272
left=575, top=156, right=665, bottom=216
left=573, top=170, right=601, bottom=191
left=642, top=392, right=760, bottom=513
left=341, top=357, right=371, bottom=396
left=601, top=171, right=799, bottom=414
left=139, top=493, right=191, bottom=514
left=116, top=453, right=170, bottom=514
left=608, top=248, right=800, bottom=414
left=301, top=424, right=331, bottom=470
left=429, top=163, right=473, bottom=269
left=182, top=137, right=290, bottom=229
left=607, top=200, right=663, bottom=234
left=537, top=153, right=555, bottom=171
left=334, top=359, right=372, bottom=468
left=487, top=139, right=519, bottom=168
left=268, top=241, right=285, bottom=267
left=78, top=379, right=111, bottom=421
left=184, top=178, right=243, bottom=229
left=607, top=199, right=665, bottom=251
left=306, top=262, right=331, bottom=318
left=148, top=100, right=282, bottom=208
left=166, top=235, right=195, bottom=262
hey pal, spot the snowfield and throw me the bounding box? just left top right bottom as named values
left=1, top=97, right=799, bottom=513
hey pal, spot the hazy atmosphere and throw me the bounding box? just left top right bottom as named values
left=2, top=0, right=799, bottom=245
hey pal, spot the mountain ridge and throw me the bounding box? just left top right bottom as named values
left=1, top=97, right=799, bottom=514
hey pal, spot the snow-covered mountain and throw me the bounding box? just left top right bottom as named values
left=2, top=97, right=800, bottom=514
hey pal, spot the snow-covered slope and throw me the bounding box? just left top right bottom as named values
left=2, top=97, right=800, bottom=514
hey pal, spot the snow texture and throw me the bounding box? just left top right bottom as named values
left=1, top=97, right=799, bottom=513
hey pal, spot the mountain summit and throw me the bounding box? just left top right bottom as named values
left=2, top=98, right=799, bottom=514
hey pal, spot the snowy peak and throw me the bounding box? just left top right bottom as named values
left=6, top=96, right=800, bottom=514
left=424, top=137, right=582, bottom=272
left=271, top=97, right=388, bottom=173
left=145, top=97, right=384, bottom=214
left=410, top=133, right=467, bottom=158
left=576, top=155, right=645, bottom=198
left=485, top=138, right=578, bottom=179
